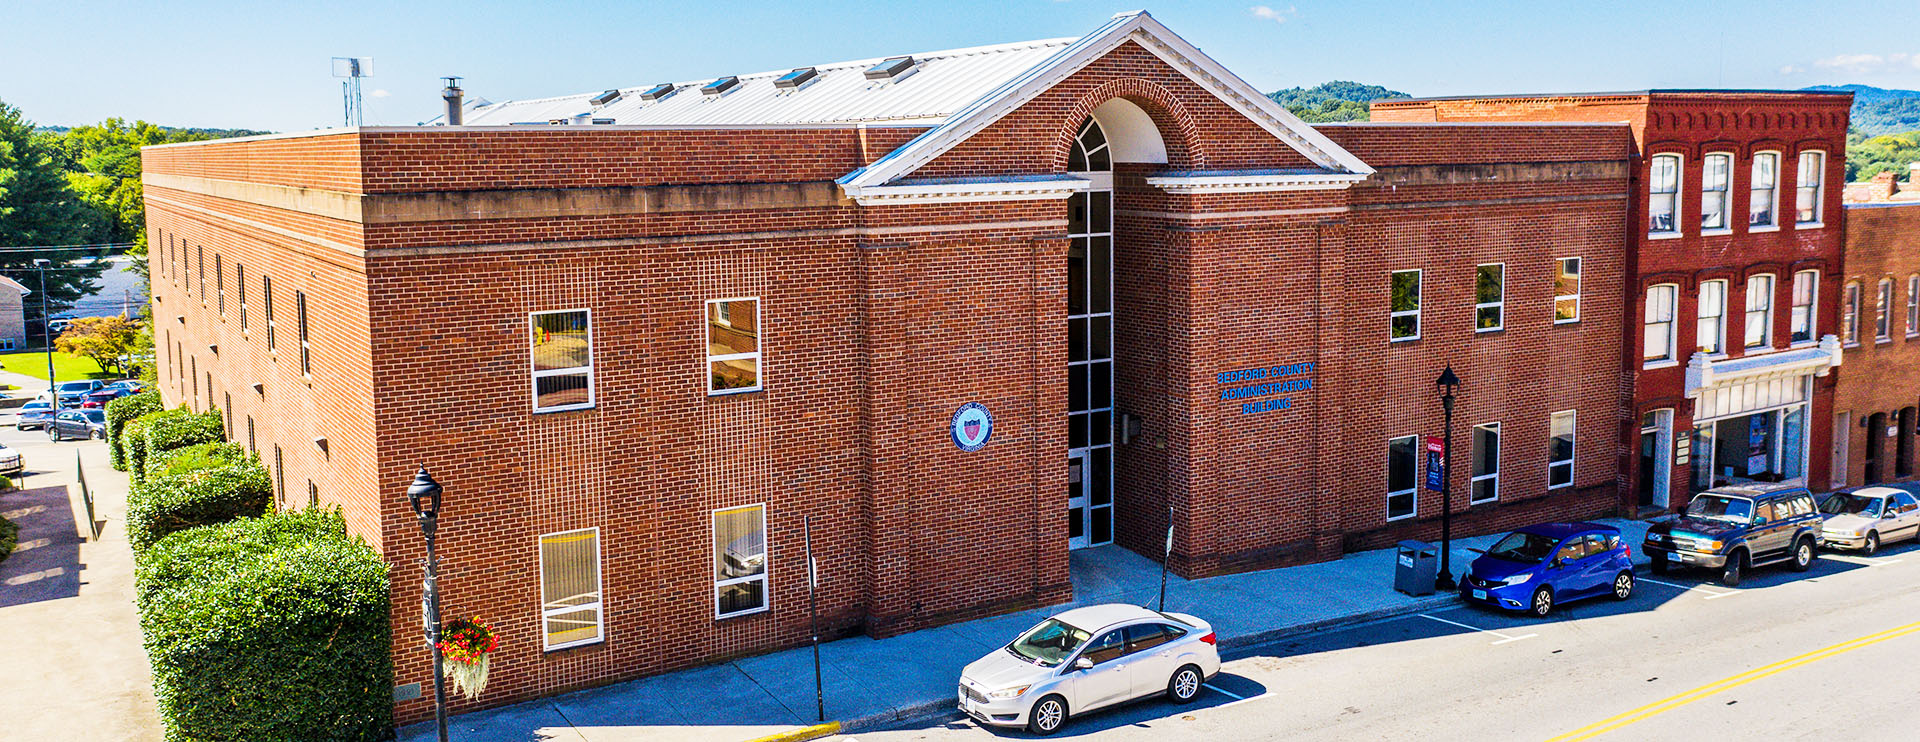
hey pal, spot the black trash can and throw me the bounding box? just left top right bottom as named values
left=1394, top=540, right=1438, bottom=596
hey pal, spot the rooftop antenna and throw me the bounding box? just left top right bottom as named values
left=332, top=57, right=374, bottom=127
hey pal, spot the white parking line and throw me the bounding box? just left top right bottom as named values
left=1202, top=683, right=1246, bottom=700
left=1821, top=554, right=1903, bottom=567
left=1418, top=613, right=1537, bottom=644
left=1638, top=576, right=1739, bottom=599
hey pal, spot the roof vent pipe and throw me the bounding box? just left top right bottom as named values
left=442, top=76, right=464, bottom=126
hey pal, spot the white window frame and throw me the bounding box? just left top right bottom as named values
left=1790, top=270, right=1819, bottom=347
left=1554, top=257, right=1582, bottom=324
left=1744, top=274, right=1774, bottom=350
left=706, top=297, right=763, bottom=395
left=1649, top=154, right=1683, bottom=238
left=1843, top=281, right=1862, bottom=347
left=714, top=504, right=770, bottom=620
left=1474, top=262, right=1504, bottom=333
left=1389, top=269, right=1421, bottom=343
left=1697, top=279, right=1727, bottom=355
left=1876, top=278, right=1893, bottom=342
left=1386, top=435, right=1418, bottom=522
left=1644, top=284, right=1679, bottom=367
left=1907, top=275, right=1919, bottom=338
left=1471, top=422, right=1501, bottom=504
left=1749, top=151, right=1780, bottom=231
left=1548, top=410, right=1576, bottom=490
left=530, top=308, right=596, bottom=413
left=538, top=527, right=605, bottom=651
left=1796, top=151, right=1825, bottom=227
left=1700, top=152, right=1732, bottom=234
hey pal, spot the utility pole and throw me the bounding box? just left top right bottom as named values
left=35, top=260, right=55, bottom=404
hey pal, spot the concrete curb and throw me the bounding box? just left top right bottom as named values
left=741, top=721, right=842, bottom=742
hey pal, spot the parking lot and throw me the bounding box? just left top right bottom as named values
left=839, top=515, right=1920, bottom=741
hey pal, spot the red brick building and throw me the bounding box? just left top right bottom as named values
left=143, top=12, right=1682, bottom=721
left=1832, top=193, right=1920, bottom=487
left=1375, top=91, right=1854, bottom=514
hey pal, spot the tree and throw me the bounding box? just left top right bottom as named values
left=55, top=315, right=140, bottom=375
left=1, top=99, right=113, bottom=333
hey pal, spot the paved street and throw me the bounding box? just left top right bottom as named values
left=839, top=527, right=1920, bottom=742
left=0, top=409, right=160, bottom=742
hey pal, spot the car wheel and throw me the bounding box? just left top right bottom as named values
left=1650, top=554, right=1669, bottom=574
left=1026, top=694, right=1068, bottom=736
left=1721, top=551, right=1745, bottom=587
left=1790, top=537, right=1815, bottom=572
left=47, top=428, right=59, bottom=442
left=1529, top=587, right=1553, bottom=617
left=1167, top=664, right=1203, bottom=704
left=1612, top=571, right=1635, bottom=600
left=1862, top=532, right=1879, bottom=556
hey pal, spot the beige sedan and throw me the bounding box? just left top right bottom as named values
left=1819, top=487, right=1920, bottom=555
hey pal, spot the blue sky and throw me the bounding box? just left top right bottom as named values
left=6, top=0, right=1918, bottom=132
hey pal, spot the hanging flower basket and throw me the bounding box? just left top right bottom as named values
left=438, top=616, right=499, bottom=700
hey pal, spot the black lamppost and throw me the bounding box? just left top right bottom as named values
left=33, top=259, right=55, bottom=404
left=406, top=468, right=451, bottom=742
left=1435, top=365, right=1461, bottom=591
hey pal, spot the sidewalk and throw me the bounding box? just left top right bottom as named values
left=402, top=518, right=1651, bottom=742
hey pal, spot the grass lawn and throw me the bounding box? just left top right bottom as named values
left=0, top=349, right=117, bottom=383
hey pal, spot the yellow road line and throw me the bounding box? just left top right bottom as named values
left=742, top=721, right=841, bottom=742
left=1546, top=620, right=1920, bottom=742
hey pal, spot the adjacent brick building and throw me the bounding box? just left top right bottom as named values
left=1832, top=183, right=1920, bottom=487
left=141, top=11, right=1882, bottom=724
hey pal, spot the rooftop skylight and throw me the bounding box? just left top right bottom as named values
left=864, top=56, right=915, bottom=80
left=638, top=83, right=677, bottom=101
left=774, top=67, right=818, bottom=89
left=702, top=76, right=740, bottom=96
left=589, top=89, right=621, bottom=106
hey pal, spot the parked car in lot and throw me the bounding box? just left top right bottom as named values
left=1643, top=483, right=1820, bottom=586
left=0, top=441, right=21, bottom=475
left=80, top=387, right=129, bottom=408
left=1462, top=522, right=1635, bottom=617
left=48, top=409, right=106, bottom=441
left=15, top=400, right=56, bottom=430
left=958, top=604, right=1219, bottom=735
left=37, top=379, right=106, bottom=408
left=1818, top=487, right=1920, bottom=555
left=105, top=379, right=146, bottom=394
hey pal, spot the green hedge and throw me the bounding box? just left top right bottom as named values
left=0, top=515, right=16, bottom=567
left=126, top=461, right=272, bottom=554
left=124, top=416, right=156, bottom=485
left=137, top=509, right=393, bottom=742
left=145, top=442, right=248, bottom=480
left=145, top=407, right=225, bottom=455
left=106, top=391, right=163, bottom=471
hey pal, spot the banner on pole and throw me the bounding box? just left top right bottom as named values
left=1424, top=436, right=1446, bottom=492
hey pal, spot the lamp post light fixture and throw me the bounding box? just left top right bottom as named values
left=406, top=467, right=451, bottom=742
left=33, top=259, right=55, bottom=406
left=1434, top=365, right=1461, bottom=591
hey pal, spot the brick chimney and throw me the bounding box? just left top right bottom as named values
left=1867, top=170, right=1897, bottom=202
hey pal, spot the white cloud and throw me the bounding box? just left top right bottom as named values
left=370, top=89, right=392, bottom=98
left=1812, top=52, right=1915, bottom=74
left=1777, top=64, right=1802, bottom=76
left=1249, top=5, right=1296, bottom=24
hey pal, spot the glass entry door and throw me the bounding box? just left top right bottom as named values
left=1068, top=451, right=1090, bottom=550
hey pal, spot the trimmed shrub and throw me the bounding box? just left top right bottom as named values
left=145, top=407, right=225, bottom=455
left=106, top=391, right=163, bottom=471
left=138, top=509, right=392, bottom=742
left=0, top=515, right=16, bottom=566
left=124, top=416, right=155, bottom=485
left=145, top=441, right=247, bottom=480
left=126, top=461, right=272, bottom=554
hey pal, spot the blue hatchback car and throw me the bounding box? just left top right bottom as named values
left=1460, top=522, right=1635, bottom=617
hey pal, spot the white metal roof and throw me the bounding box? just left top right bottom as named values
left=451, top=38, right=1077, bottom=127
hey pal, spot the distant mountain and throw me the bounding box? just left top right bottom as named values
left=1267, top=81, right=1410, bottom=123
left=1803, top=84, right=1920, bottom=136
left=33, top=124, right=270, bottom=138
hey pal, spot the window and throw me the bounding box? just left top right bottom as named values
left=714, top=505, right=768, bottom=618
left=237, top=264, right=247, bottom=331
left=1554, top=257, right=1581, bottom=323
left=1082, top=631, right=1126, bottom=665
left=539, top=528, right=604, bottom=649
left=215, top=254, right=225, bottom=314
left=307, top=480, right=318, bottom=508
left=1389, top=269, right=1421, bottom=341
left=197, top=245, right=205, bottom=299
left=263, top=275, right=275, bottom=351
left=1700, top=153, right=1731, bottom=231
left=1876, top=278, right=1893, bottom=341
left=223, top=392, right=232, bottom=438
left=1649, top=154, right=1680, bottom=234
left=1697, top=280, right=1726, bottom=354
left=1474, top=263, right=1504, bottom=332
left=1471, top=422, right=1500, bottom=504
left=706, top=298, right=762, bottom=393
left=1843, top=282, right=1861, bottom=345
left=273, top=445, right=285, bottom=508
left=246, top=415, right=256, bottom=454
left=1549, top=411, right=1576, bottom=489
left=1744, top=274, right=1774, bottom=349
left=1387, top=435, right=1417, bottom=521
left=296, top=291, right=311, bottom=375
left=1790, top=270, right=1818, bottom=345
left=1644, top=284, right=1677, bottom=364
left=530, top=309, right=594, bottom=412
left=1750, top=152, right=1778, bottom=227
left=1796, top=151, right=1825, bottom=225
left=1908, top=276, right=1919, bottom=338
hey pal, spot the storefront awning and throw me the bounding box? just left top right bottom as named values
left=1685, top=335, right=1842, bottom=420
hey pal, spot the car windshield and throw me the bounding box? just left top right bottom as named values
left=1820, top=494, right=1884, bottom=518
left=1686, top=495, right=1755, bottom=523
left=57, top=382, right=93, bottom=392
left=1486, top=532, right=1558, bottom=564
left=1007, top=618, right=1091, bottom=667
left=23, top=402, right=49, bottom=410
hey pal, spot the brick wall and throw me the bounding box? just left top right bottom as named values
left=1833, top=203, right=1920, bottom=487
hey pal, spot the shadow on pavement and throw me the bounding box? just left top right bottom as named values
left=0, top=485, right=85, bottom=608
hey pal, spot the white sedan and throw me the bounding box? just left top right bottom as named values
left=957, top=603, right=1219, bottom=735
left=1819, top=487, right=1920, bottom=554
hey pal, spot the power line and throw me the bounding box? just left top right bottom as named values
left=0, top=242, right=136, bottom=252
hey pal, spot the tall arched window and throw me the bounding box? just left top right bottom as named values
left=1068, top=117, right=1111, bottom=172
left=1065, top=115, right=1114, bottom=550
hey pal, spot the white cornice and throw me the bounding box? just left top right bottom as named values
left=1145, top=171, right=1370, bottom=194
left=841, top=177, right=1092, bottom=206
left=1684, top=335, right=1843, bottom=398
